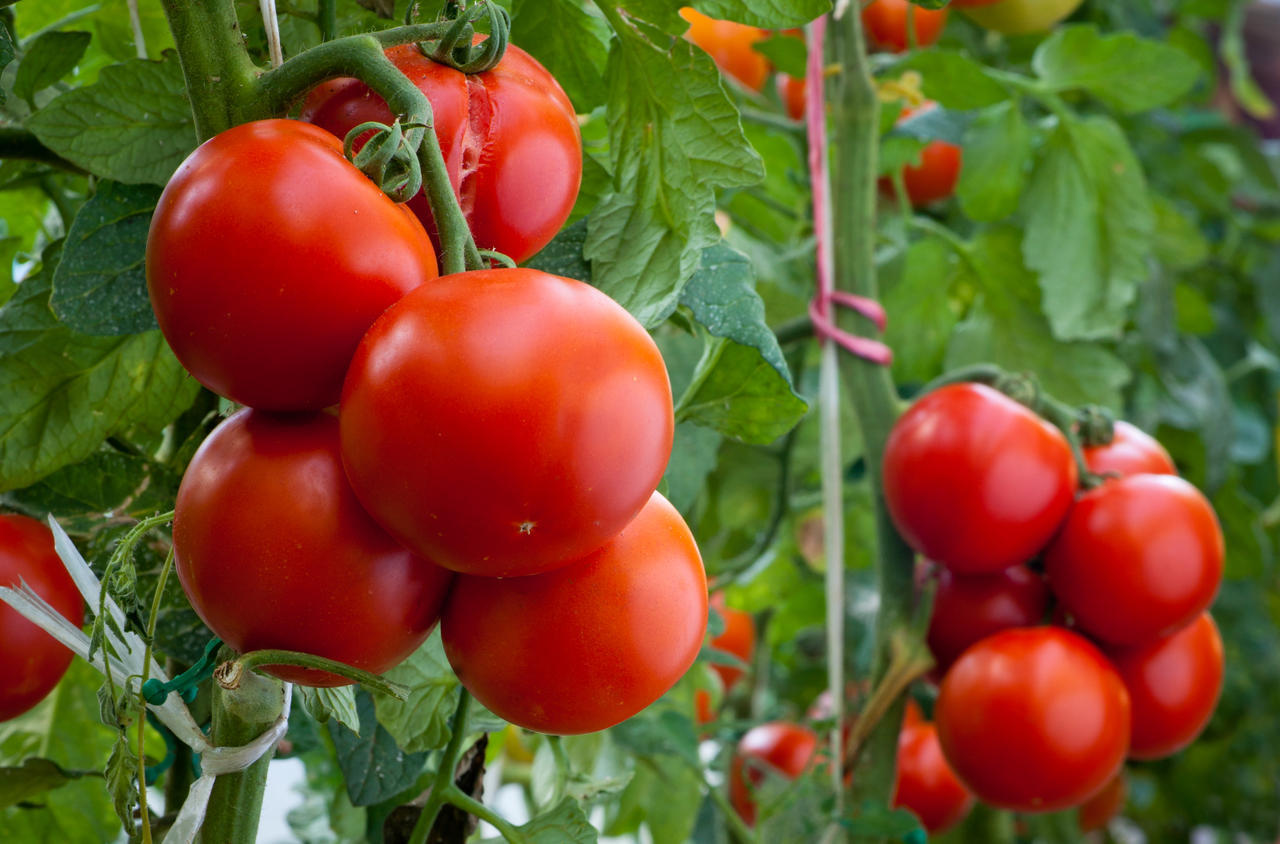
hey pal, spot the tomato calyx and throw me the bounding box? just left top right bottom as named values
left=413, top=1, right=511, bottom=74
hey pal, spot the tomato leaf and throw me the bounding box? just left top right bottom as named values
left=13, top=31, right=91, bottom=105
left=1033, top=25, right=1201, bottom=115
left=26, top=54, right=197, bottom=184
left=502, top=797, right=598, bottom=844
left=687, top=1, right=830, bottom=28
left=327, top=690, right=428, bottom=807
left=676, top=336, right=809, bottom=445
left=663, top=421, right=722, bottom=514
left=0, top=758, right=95, bottom=809
left=296, top=685, right=360, bottom=735
left=608, top=755, right=703, bottom=843
left=2, top=450, right=148, bottom=518
left=370, top=630, right=464, bottom=754
left=104, top=732, right=138, bottom=835
left=956, top=101, right=1032, bottom=223
left=525, top=218, right=591, bottom=282
left=891, top=50, right=1009, bottom=111
left=511, top=0, right=609, bottom=111
left=881, top=236, right=959, bottom=385
left=51, top=181, right=160, bottom=336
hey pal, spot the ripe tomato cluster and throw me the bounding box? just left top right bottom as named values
left=694, top=593, right=757, bottom=724
left=146, top=44, right=708, bottom=735
left=885, top=382, right=1226, bottom=819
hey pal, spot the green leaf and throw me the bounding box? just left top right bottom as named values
left=944, top=227, right=1131, bottom=408
left=296, top=685, right=360, bottom=735
left=753, top=32, right=808, bottom=78
left=104, top=733, right=138, bottom=835
left=511, top=0, right=609, bottom=111
left=503, top=797, right=598, bottom=844
left=0, top=758, right=93, bottom=809
left=0, top=248, right=200, bottom=492
left=3, top=449, right=148, bottom=516
left=663, top=421, right=722, bottom=514
left=611, top=756, right=703, bottom=843
left=586, top=16, right=764, bottom=327
left=843, top=803, right=925, bottom=837
left=525, top=218, right=590, bottom=282
left=26, top=55, right=197, bottom=184
left=881, top=236, right=958, bottom=385
left=370, top=629, right=462, bottom=754
left=892, top=50, right=1009, bottom=110
left=1022, top=116, right=1153, bottom=341
left=956, top=101, right=1031, bottom=222
left=328, top=691, right=428, bottom=807
left=1150, top=193, right=1209, bottom=271
left=686, top=0, right=828, bottom=28
left=13, top=30, right=91, bottom=104
left=51, top=181, right=161, bottom=336
left=677, top=337, right=809, bottom=445
left=1032, top=26, right=1200, bottom=114
left=610, top=709, right=701, bottom=768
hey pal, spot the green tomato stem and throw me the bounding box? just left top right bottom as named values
left=233, top=649, right=407, bottom=698
left=158, top=0, right=264, bottom=140
left=408, top=690, right=473, bottom=844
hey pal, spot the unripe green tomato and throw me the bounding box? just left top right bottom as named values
left=960, top=0, right=1085, bottom=35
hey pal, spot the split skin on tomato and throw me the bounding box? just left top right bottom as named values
left=301, top=42, right=581, bottom=264
left=1045, top=474, right=1224, bottom=645
left=340, top=268, right=674, bottom=578
left=1084, top=420, right=1177, bottom=478
left=0, top=514, right=83, bottom=721
left=862, top=0, right=949, bottom=53
left=893, top=720, right=974, bottom=834
left=146, top=119, right=438, bottom=411
left=882, top=383, right=1077, bottom=574
left=173, top=410, right=453, bottom=687
left=936, top=627, right=1130, bottom=813
left=680, top=8, right=770, bottom=92
left=729, top=721, right=820, bottom=826
left=1106, top=612, right=1225, bottom=760
left=926, top=564, right=1049, bottom=674
left=441, top=492, right=706, bottom=735
left=958, top=0, right=1085, bottom=34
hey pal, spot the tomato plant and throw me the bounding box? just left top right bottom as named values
left=440, top=492, right=706, bottom=735
left=926, top=564, right=1049, bottom=673
left=680, top=7, right=770, bottom=92
left=0, top=514, right=82, bottom=722
left=883, top=383, right=1077, bottom=574
left=892, top=718, right=973, bottom=833
left=301, top=42, right=581, bottom=264
left=339, top=267, right=674, bottom=577
left=728, top=721, right=820, bottom=826
left=862, top=0, right=948, bottom=53
left=957, top=0, right=1086, bottom=34
left=146, top=119, right=438, bottom=411
left=173, top=410, right=453, bottom=686
left=1045, top=475, right=1224, bottom=645
left=1084, top=419, right=1177, bottom=477
left=936, top=627, right=1130, bottom=812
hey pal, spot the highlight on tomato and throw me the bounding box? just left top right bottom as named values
left=862, top=0, right=949, bottom=53
left=302, top=41, right=581, bottom=264
left=957, top=0, right=1086, bottom=34
left=729, top=721, right=820, bottom=826
left=440, top=492, right=707, bottom=735
left=172, top=410, right=454, bottom=687
left=0, top=514, right=83, bottom=722
left=680, top=7, right=770, bottom=91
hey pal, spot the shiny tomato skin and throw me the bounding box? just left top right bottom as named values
left=680, top=8, right=770, bottom=92
left=173, top=410, right=453, bottom=687
left=926, top=565, right=1049, bottom=673
left=0, top=514, right=83, bottom=721
left=863, top=0, right=949, bottom=53
left=709, top=592, right=756, bottom=691
left=959, top=0, right=1085, bottom=34
left=1084, top=420, right=1177, bottom=478
left=936, top=627, right=1130, bottom=813
left=340, top=268, right=673, bottom=577
left=1077, top=772, right=1126, bottom=832
left=441, top=492, right=706, bottom=735
left=729, top=721, right=820, bottom=826
left=893, top=720, right=974, bottom=833
left=1107, top=612, right=1224, bottom=760
left=146, top=119, right=438, bottom=411
left=301, top=43, right=581, bottom=264
left=1044, top=475, right=1224, bottom=645
left=882, top=383, right=1077, bottom=574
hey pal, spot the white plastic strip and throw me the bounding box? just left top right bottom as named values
left=259, top=0, right=285, bottom=68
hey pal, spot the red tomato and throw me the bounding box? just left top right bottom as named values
left=893, top=720, right=974, bottom=833
left=147, top=119, right=438, bottom=411
left=709, top=593, right=756, bottom=691
left=1084, top=420, right=1177, bottom=478
left=882, top=383, right=1077, bottom=574
left=729, top=721, right=820, bottom=826
left=0, top=514, right=82, bottom=721
left=880, top=103, right=963, bottom=206
left=1044, top=475, right=1224, bottom=645
left=694, top=687, right=717, bottom=725
left=777, top=73, right=806, bottom=121
left=173, top=410, right=453, bottom=687
left=1107, top=612, right=1224, bottom=760
left=936, top=627, right=1130, bottom=812
left=340, top=268, right=673, bottom=577
left=863, top=0, right=949, bottom=53
left=926, top=564, right=1049, bottom=673
left=680, top=8, right=770, bottom=92
left=301, top=42, right=581, bottom=264
left=1078, top=772, right=1126, bottom=832
left=441, top=492, right=706, bottom=735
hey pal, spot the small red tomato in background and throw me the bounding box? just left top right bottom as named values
left=883, top=383, right=1077, bottom=574
left=1045, top=475, right=1224, bottom=645
left=1107, top=612, right=1225, bottom=760
left=1077, top=772, right=1127, bottom=833
left=146, top=119, right=438, bottom=411
left=863, top=0, right=949, bottom=53
left=173, top=411, right=453, bottom=687
left=926, top=564, right=1049, bottom=673
left=681, top=7, right=770, bottom=91
left=936, top=627, right=1130, bottom=813
left=441, top=492, right=706, bottom=735
left=729, top=721, right=820, bottom=826
left=302, top=42, right=581, bottom=264
left=709, top=593, right=756, bottom=690
left=340, top=268, right=674, bottom=578
left=1084, top=420, right=1177, bottom=478
left=893, top=719, right=974, bottom=833
left=881, top=103, right=963, bottom=206
left=778, top=73, right=806, bottom=121
left=0, top=514, right=83, bottom=721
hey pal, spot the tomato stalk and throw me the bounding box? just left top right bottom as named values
left=231, top=649, right=409, bottom=698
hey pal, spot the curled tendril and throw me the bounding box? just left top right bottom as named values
left=342, top=119, right=425, bottom=204
left=994, top=371, right=1041, bottom=412
left=1076, top=404, right=1117, bottom=448
left=410, top=1, right=511, bottom=73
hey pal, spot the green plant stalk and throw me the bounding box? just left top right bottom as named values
left=235, top=648, right=407, bottom=698
left=827, top=7, right=918, bottom=818
left=0, top=128, right=86, bottom=173
left=158, top=0, right=263, bottom=140
left=199, top=666, right=285, bottom=844
left=408, top=691, right=473, bottom=844
left=318, top=0, right=336, bottom=42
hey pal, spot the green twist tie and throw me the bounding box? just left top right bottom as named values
left=141, top=637, right=223, bottom=706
